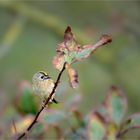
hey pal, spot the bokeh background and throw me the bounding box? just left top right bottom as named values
left=0, top=1, right=140, bottom=139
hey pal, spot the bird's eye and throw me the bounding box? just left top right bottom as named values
left=41, top=76, right=44, bottom=79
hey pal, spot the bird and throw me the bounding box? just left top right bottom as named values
left=32, top=71, right=58, bottom=105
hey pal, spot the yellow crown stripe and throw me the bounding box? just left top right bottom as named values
left=39, top=71, right=48, bottom=76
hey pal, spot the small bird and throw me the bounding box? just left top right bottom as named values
left=32, top=71, right=58, bottom=105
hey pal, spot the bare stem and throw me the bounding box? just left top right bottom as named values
left=17, top=62, right=66, bottom=140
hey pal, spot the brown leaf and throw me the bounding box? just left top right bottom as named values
left=52, top=54, right=65, bottom=71
left=52, top=26, right=112, bottom=71
left=63, top=27, right=79, bottom=50
left=90, top=34, right=112, bottom=53
left=63, top=26, right=78, bottom=51
left=11, top=115, right=34, bottom=135
left=53, top=26, right=80, bottom=70
left=64, top=26, right=73, bottom=42
left=56, top=26, right=74, bottom=55
left=75, top=35, right=112, bottom=61
left=66, top=63, right=79, bottom=88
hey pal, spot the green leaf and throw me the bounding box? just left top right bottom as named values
left=76, top=48, right=92, bottom=60
left=105, top=86, right=127, bottom=125
left=18, top=89, right=38, bottom=115
left=42, top=110, right=65, bottom=125
left=30, top=123, right=44, bottom=137
left=117, top=113, right=140, bottom=138
left=124, top=113, right=140, bottom=129
left=88, top=112, right=107, bottom=140
left=67, top=127, right=87, bottom=140
left=64, top=50, right=76, bottom=64
left=97, top=104, right=109, bottom=122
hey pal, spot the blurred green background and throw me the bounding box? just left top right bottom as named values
left=0, top=0, right=140, bottom=137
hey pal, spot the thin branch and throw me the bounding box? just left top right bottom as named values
left=17, top=62, right=66, bottom=140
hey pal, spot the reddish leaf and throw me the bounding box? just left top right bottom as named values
left=66, top=63, right=79, bottom=88
left=76, top=35, right=112, bottom=61
left=64, top=26, right=73, bottom=43
left=52, top=26, right=112, bottom=71
left=52, top=54, right=64, bottom=71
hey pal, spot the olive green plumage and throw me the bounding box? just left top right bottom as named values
left=32, top=71, right=57, bottom=104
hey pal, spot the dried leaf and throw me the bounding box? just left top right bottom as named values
left=11, top=115, right=34, bottom=135
left=52, top=54, right=64, bottom=71
left=52, top=26, right=112, bottom=71
left=76, top=35, right=112, bottom=61
left=53, top=26, right=79, bottom=70
left=105, top=86, right=127, bottom=125
left=88, top=112, right=107, bottom=140
left=66, top=63, right=79, bottom=88
left=64, top=26, right=73, bottom=44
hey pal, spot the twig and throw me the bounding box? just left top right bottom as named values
left=17, top=62, right=66, bottom=140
